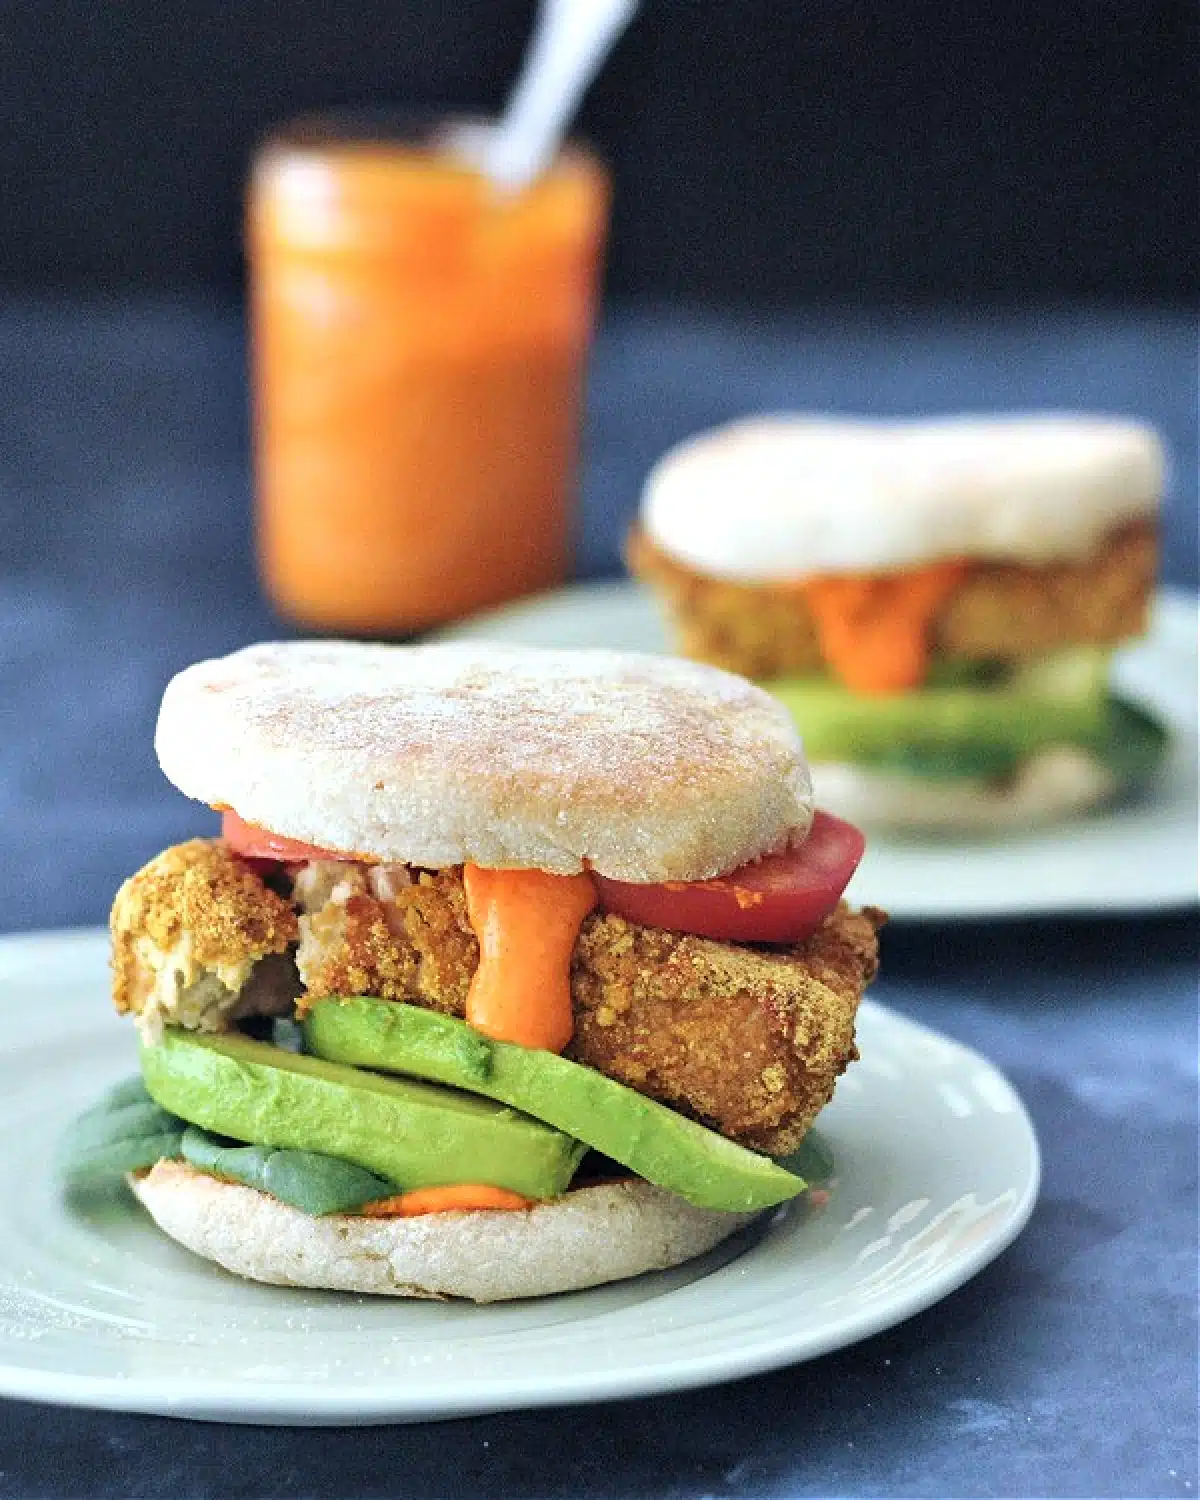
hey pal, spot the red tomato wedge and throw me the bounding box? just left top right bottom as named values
left=221, top=806, right=864, bottom=946
left=221, top=811, right=354, bottom=864
left=593, top=810, right=865, bottom=944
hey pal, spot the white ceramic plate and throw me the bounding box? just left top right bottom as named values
left=0, top=929, right=1037, bottom=1425
left=440, top=584, right=1199, bottom=920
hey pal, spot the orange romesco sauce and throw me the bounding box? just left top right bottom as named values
left=359, top=1185, right=533, bottom=1218
left=248, top=130, right=608, bottom=633
left=462, top=866, right=597, bottom=1053
left=800, top=560, right=969, bottom=693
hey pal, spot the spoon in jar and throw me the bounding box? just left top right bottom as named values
left=458, top=0, right=638, bottom=193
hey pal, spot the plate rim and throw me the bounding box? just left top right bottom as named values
left=0, top=929, right=1040, bottom=1424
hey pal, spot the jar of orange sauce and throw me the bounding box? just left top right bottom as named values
left=248, top=118, right=609, bottom=633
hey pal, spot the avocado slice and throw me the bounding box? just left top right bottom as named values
left=140, top=1029, right=586, bottom=1200
left=814, top=693, right=1167, bottom=787
left=767, top=650, right=1112, bottom=766
left=856, top=740, right=1027, bottom=782
left=303, top=999, right=806, bottom=1213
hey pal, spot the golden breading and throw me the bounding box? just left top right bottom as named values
left=295, top=871, right=476, bottom=1014
left=296, top=868, right=882, bottom=1152
left=569, top=902, right=882, bottom=1155
left=114, top=845, right=882, bottom=1151
left=111, top=840, right=298, bottom=1030
left=627, top=521, right=1155, bottom=680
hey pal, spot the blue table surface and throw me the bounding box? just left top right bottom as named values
left=0, top=298, right=1195, bottom=1499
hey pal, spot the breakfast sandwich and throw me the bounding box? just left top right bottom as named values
left=63, top=642, right=883, bottom=1302
left=628, top=415, right=1166, bottom=831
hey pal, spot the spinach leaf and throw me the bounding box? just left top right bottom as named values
left=181, top=1126, right=395, bottom=1216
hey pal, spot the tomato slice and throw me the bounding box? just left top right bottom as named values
left=221, top=805, right=863, bottom=945
left=220, top=811, right=354, bottom=864
left=593, top=810, right=865, bottom=944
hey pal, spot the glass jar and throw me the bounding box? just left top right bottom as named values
left=247, top=117, right=609, bottom=633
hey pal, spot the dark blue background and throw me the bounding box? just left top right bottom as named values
left=3, top=1, right=1197, bottom=303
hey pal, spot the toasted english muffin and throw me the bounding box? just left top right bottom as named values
left=131, top=1161, right=757, bottom=1303
left=155, top=642, right=814, bottom=882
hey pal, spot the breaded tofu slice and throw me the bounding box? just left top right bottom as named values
left=570, top=901, right=882, bottom=1155
left=627, top=520, right=1155, bottom=680
left=293, top=864, right=475, bottom=1013
left=295, top=867, right=883, bottom=1154
left=111, top=840, right=298, bottom=1040
left=114, top=844, right=881, bottom=1152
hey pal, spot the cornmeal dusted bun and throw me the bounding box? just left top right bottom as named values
left=812, top=750, right=1119, bottom=835
left=155, top=642, right=814, bottom=882
left=642, top=414, right=1164, bottom=579
left=131, top=1161, right=756, bottom=1303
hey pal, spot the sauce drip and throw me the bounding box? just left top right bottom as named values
left=801, top=560, right=968, bottom=694
left=359, top=1184, right=532, bottom=1217
left=462, top=866, right=597, bottom=1052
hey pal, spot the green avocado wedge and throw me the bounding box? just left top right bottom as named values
left=766, top=650, right=1112, bottom=766
left=303, top=999, right=807, bottom=1213
left=797, top=692, right=1167, bottom=788
left=140, top=1029, right=586, bottom=1200
left=58, top=1074, right=396, bottom=1213
left=766, top=633, right=1166, bottom=792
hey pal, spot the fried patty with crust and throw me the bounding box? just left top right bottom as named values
left=627, top=519, right=1155, bottom=680
left=113, top=841, right=883, bottom=1154
left=111, top=840, right=299, bottom=1040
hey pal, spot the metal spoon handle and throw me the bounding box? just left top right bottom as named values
left=485, top=0, right=638, bottom=192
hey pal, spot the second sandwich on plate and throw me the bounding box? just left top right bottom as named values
left=629, top=414, right=1168, bottom=833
